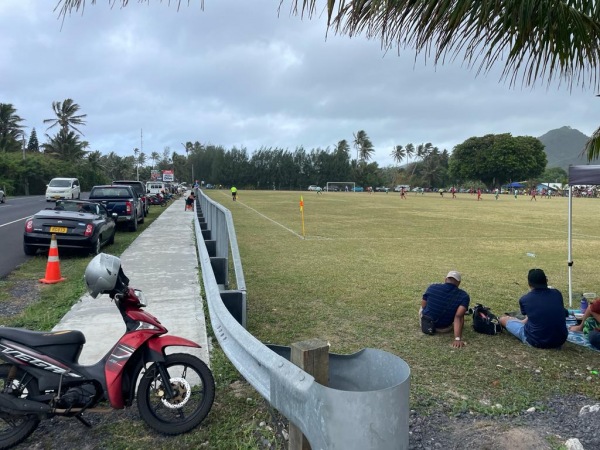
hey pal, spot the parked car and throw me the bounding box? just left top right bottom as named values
left=375, top=187, right=389, bottom=192
left=205, top=183, right=214, bottom=189
left=23, top=200, right=117, bottom=256
left=307, top=185, right=321, bottom=191
left=88, top=185, right=144, bottom=232
left=352, top=186, right=364, bottom=192
left=393, top=185, right=410, bottom=192
left=112, top=180, right=149, bottom=217
left=0, top=189, right=5, bottom=203
left=45, top=177, right=81, bottom=201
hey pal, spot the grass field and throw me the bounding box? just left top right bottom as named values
left=205, top=189, right=600, bottom=414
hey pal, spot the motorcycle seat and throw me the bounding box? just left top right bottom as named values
left=0, top=328, right=86, bottom=348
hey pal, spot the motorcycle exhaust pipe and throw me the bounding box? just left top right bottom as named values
left=0, top=392, right=52, bottom=415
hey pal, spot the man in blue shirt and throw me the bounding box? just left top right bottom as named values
left=499, top=269, right=567, bottom=348
left=420, top=271, right=471, bottom=348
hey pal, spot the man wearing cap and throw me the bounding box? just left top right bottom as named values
left=420, top=271, right=471, bottom=348
left=499, top=269, right=567, bottom=348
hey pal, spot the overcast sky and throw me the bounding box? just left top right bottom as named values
left=1, top=0, right=598, bottom=168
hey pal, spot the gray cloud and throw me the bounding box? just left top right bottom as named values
left=1, top=0, right=598, bottom=168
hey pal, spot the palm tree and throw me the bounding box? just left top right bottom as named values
left=0, top=103, right=25, bottom=153
left=42, top=129, right=88, bottom=161
left=150, top=151, right=160, bottom=169
left=43, top=99, right=87, bottom=135
left=391, top=145, right=405, bottom=167
left=404, top=143, right=415, bottom=164
left=353, top=130, right=375, bottom=162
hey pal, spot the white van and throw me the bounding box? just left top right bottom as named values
left=45, top=177, right=81, bottom=201
left=146, top=181, right=166, bottom=195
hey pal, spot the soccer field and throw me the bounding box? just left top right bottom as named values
left=205, top=189, right=600, bottom=412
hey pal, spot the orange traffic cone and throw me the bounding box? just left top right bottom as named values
left=39, top=234, right=65, bottom=284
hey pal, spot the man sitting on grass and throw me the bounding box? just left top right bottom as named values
left=420, top=271, right=470, bottom=348
left=499, top=269, right=568, bottom=349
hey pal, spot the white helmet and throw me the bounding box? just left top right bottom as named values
left=84, top=253, right=122, bottom=298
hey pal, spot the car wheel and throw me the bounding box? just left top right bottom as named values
left=0, top=195, right=4, bottom=203
left=23, top=244, right=37, bottom=256
left=128, top=214, right=138, bottom=232
left=139, top=212, right=144, bottom=224
left=90, top=238, right=102, bottom=255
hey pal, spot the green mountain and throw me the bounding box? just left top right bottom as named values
left=537, top=126, right=590, bottom=170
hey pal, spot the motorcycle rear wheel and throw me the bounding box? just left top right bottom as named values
left=0, top=365, right=41, bottom=450
left=137, top=353, right=215, bottom=435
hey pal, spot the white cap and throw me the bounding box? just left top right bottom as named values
left=446, top=271, right=461, bottom=282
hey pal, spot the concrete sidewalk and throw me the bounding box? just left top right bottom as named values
left=53, top=196, right=209, bottom=365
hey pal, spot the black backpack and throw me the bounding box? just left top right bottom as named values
left=472, top=304, right=503, bottom=335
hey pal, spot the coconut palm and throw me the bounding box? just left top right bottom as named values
left=150, top=151, right=160, bottom=169
left=0, top=103, right=25, bottom=153
left=42, top=129, right=88, bottom=161
left=391, top=145, right=405, bottom=166
left=353, top=130, right=375, bottom=162
left=43, top=99, right=87, bottom=135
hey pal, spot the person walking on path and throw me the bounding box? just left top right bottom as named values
left=231, top=186, right=238, bottom=201
left=499, top=269, right=568, bottom=349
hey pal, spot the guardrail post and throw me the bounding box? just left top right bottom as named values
left=289, top=339, right=329, bottom=450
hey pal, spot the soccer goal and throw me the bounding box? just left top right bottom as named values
left=326, top=182, right=355, bottom=192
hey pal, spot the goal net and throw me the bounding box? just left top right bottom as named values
left=326, top=182, right=355, bottom=192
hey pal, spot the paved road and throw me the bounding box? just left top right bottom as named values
left=0, top=195, right=48, bottom=278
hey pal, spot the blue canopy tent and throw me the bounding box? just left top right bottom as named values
left=567, top=165, right=600, bottom=306
left=505, top=181, right=525, bottom=188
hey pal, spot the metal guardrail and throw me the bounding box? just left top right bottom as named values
left=193, top=190, right=411, bottom=449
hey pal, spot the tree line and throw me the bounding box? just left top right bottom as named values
left=1, top=100, right=561, bottom=196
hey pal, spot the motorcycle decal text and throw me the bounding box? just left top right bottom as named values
left=0, top=343, right=82, bottom=378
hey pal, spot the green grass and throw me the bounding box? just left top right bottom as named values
left=206, top=189, right=600, bottom=415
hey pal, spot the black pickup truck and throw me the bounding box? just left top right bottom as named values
left=88, top=185, right=144, bottom=231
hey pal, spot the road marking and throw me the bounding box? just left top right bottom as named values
left=0, top=216, right=30, bottom=228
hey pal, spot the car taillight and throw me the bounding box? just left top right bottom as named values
left=25, top=219, right=33, bottom=233
left=126, top=201, right=132, bottom=213
left=84, top=224, right=93, bottom=237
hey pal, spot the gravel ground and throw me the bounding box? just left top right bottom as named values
left=2, top=281, right=600, bottom=449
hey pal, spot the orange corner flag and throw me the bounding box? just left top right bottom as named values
left=299, top=196, right=304, bottom=212
left=40, top=234, right=65, bottom=284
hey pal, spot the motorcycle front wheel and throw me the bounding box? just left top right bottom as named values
left=0, top=365, right=41, bottom=449
left=137, top=353, right=215, bottom=435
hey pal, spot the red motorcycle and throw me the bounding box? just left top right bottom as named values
left=0, top=253, right=214, bottom=449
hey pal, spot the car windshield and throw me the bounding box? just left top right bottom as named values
left=49, top=179, right=71, bottom=187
